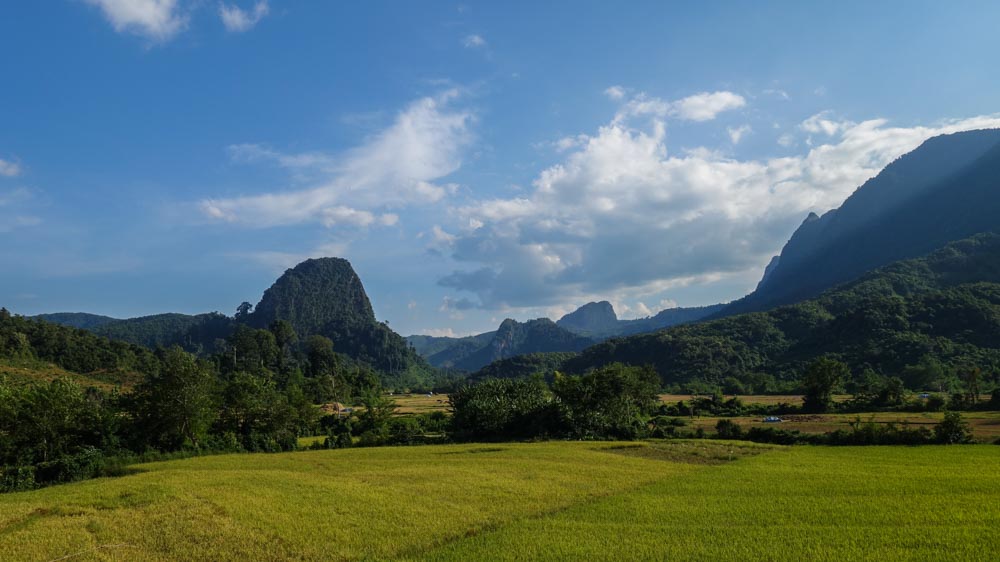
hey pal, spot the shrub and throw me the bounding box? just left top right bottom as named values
left=934, top=411, right=973, bottom=444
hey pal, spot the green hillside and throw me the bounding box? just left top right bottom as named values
left=559, top=233, right=1000, bottom=390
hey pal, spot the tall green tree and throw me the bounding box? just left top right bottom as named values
left=802, top=357, right=849, bottom=413
left=130, top=347, right=218, bottom=450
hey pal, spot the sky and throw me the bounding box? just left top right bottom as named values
left=3, top=1, right=1000, bottom=337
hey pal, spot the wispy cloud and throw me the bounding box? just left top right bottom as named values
left=463, top=34, right=486, bottom=48
left=0, top=158, right=21, bottom=177
left=614, top=90, right=746, bottom=123
left=604, top=85, right=626, bottom=100
left=728, top=124, right=752, bottom=144
left=0, top=188, right=41, bottom=233
left=84, top=0, right=187, bottom=42
left=200, top=90, right=473, bottom=229
left=219, top=1, right=269, bottom=33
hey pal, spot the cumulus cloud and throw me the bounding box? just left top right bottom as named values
left=84, top=0, right=187, bottom=41
left=801, top=111, right=847, bottom=136
left=440, top=105, right=1000, bottom=311
left=0, top=158, right=21, bottom=177
left=463, top=34, right=486, bottom=48
left=200, top=90, right=473, bottom=229
left=219, top=1, right=269, bottom=32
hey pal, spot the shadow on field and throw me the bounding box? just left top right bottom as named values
left=437, top=447, right=508, bottom=455
left=596, top=440, right=781, bottom=465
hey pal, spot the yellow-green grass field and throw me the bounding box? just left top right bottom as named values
left=392, top=393, right=451, bottom=415
left=2, top=442, right=999, bottom=561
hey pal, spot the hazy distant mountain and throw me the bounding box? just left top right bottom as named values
left=408, top=300, right=723, bottom=371
left=723, top=128, right=1000, bottom=316
left=452, top=318, right=594, bottom=372
left=33, top=312, right=118, bottom=330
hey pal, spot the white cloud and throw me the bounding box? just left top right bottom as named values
left=419, top=327, right=459, bottom=338
left=658, top=298, right=679, bottom=309
left=604, top=85, right=626, bottom=100
left=777, top=134, right=795, bottom=147
left=670, top=91, right=746, bottom=121
left=614, top=90, right=746, bottom=124
left=219, top=1, right=269, bottom=33
left=84, top=0, right=187, bottom=41
left=728, top=125, right=752, bottom=144
left=801, top=111, right=848, bottom=136
left=442, top=108, right=1000, bottom=311
left=0, top=158, right=21, bottom=177
left=463, top=34, right=486, bottom=48
left=763, top=88, right=790, bottom=100
left=200, top=90, right=473, bottom=228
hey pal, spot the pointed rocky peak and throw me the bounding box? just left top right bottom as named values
left=250, top=257, right=376, bottom=337
left=556, top=301, right=618, bottom=335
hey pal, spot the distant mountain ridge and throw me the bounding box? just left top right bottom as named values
left=723, top=128, right=1000, bottom=316
left=407, top=300, right=724, bottom=371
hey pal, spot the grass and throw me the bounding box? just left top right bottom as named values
left=0, top=442, right=709, bottom=561
left=392, top=393, right=450, bottom=415
left=420, top=445, right=1000, bottom=561
left=2, top=442, right=998, bottom=561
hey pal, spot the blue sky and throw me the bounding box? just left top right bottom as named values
left=3, top=1, right=1000, bottom=337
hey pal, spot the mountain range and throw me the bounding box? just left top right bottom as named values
left=24, top=128, right=1000, bottom=392
left=405, top=300, right=724, bottom=372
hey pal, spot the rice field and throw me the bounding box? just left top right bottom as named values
left=1, top=442, right=998, bottom=561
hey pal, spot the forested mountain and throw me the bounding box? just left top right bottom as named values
left=90, top=313, right=233, bottom=353
left=558, top=234, right=1000, bottom=392
left=723, top=128, right=1000, bottom=316
left=25, top=258, right=436, bottom=389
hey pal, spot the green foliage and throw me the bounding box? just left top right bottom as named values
left=934, top=411, right=973, bottom=444
left=552, top=364, right=661, bottom=440
left=802, top=357, right=849, bottom=413
left=128, top=347, right=219, bottom=451
left=449, top=377, right=554, bottom=441
left=470, top=352, right=578, bottom=383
